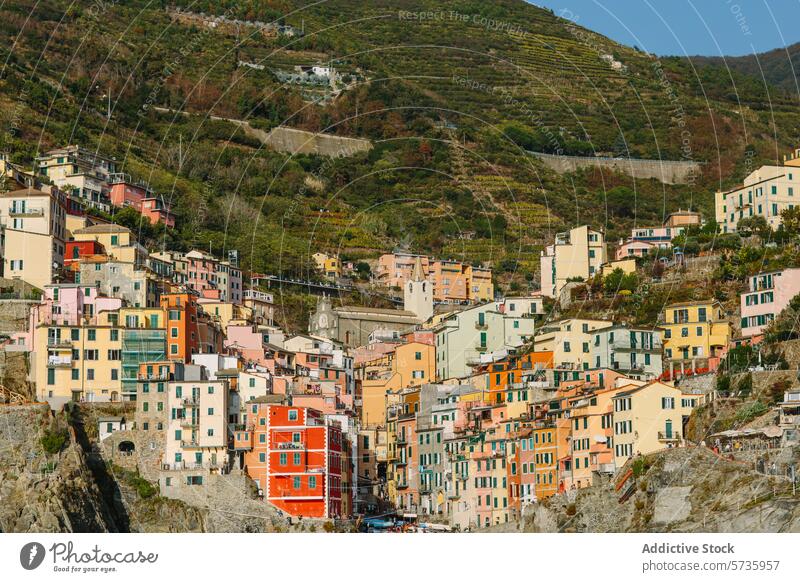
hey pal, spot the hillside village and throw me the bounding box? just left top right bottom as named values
left=1, top=140, right=800, bottom=532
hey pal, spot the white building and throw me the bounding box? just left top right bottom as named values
left=433, top=301, right=536, bottom=381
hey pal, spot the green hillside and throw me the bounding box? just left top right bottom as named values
left=1, top=0, right=797, bottom=291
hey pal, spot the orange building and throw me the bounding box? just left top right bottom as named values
left=160, top=292, right=199, bottom=362
left=532, top=423, right=558, bottom=500
left=482, top=351, right=554, bottom=403
left=235, top=403, right=346, bottom=518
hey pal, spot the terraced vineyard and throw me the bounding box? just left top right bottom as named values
left=0, top=0, right=797, bottom=286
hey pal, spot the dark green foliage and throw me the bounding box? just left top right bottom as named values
left=41, top=427, right=68, bottom=455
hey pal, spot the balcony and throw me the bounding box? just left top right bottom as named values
left=47, top=339, right=72, bottom=349
left=475, top=321, right=487, bottom=330
left=396, top=481, right=409, bottom=490
left=182, top=397, right=199, bottom=407
left=10, top=207, right=44, bottom=217
left=181, top=439, right=201, bottom=448
left=180, top=417, right=198, bottom=428
left=47, top=357, right=72, bottom=368
left=275, top=442, right=304, bottom=450
left=657, top=431, right=680, bottom=442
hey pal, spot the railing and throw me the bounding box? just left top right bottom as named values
left=47, top=357, right=72, bottom=368
left=9, top=207, right=44, bottom=217
left=276, top=442, right=304, bottom=450
left=474, top=321, right=487, bottom=330
left=137, top=373, right=171, bottom=381
left=779, top=415, right=800, bottom=426
left=657, top=431, right=680, bottom=441
left=47, top=339, right=73, bottom=348
left=182, top=397, right=199, bottom=407
left=181, top=439, right=201, bottom=448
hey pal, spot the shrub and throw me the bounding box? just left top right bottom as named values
left=131, top=475, right=157, bottom=499
left=40, top=427, right=68, bottom=455
left=565, top=504, right=577, bottom=516
left=716, top=375, right=731, bottom=397
left=737, top=373, right=753, bottom=398
left=632, top=457, right=650, bottom=478
left=323, top=521, right=335, bottom=533
left=734, top=401, right=768, bottom=425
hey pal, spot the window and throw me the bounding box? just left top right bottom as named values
left=415, top=351, right=422, bottom=360
left=293, top=452, right=301, bottom=465
left=279, top=453, right=288, bottom=465
left=309, top=476, right=317, bottom=489
left=292, top=432, right=301, bottom=443
left=207, top=408, right=214, bottom=416
left=288, top=409, right=298, bottom=421
left=293, top=476, right=301, bottom=490
left=661, top=397, right=675, bottom=409
left=88, top=329, right=96, bottom=341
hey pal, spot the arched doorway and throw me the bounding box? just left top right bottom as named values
left=118, top=441, right=135, bottom=454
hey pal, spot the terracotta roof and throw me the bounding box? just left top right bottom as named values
left=1, top=187, right=52, bottom=198
left=74, top=223, right=131, bottom=234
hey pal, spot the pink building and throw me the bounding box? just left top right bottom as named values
left=109, top=175, right=151, bottom=210
left=185, top=250, right=218, bottom=296
left=615, top=239, right=657, bottom=260
left=376, top=252, right=430, bottom=288
left=141, top=197, right=175, bottom=228
left=740, top=268, right=800, bottom=337
left=21, top=284, right=122, bottom=349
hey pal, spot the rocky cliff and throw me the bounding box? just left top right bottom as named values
left=524, top=447, right=800, bottom=533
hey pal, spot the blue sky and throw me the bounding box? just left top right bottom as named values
left=530, top=0, right=800, bottom=56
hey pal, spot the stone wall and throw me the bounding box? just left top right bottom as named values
left=0, top=299, right=37, bottom=334
left=264, top=126, right=372, bottom=157
left=530, top=152, right=701, bottom=185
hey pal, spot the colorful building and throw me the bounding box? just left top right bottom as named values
left=237, top=404, right=347, bottom=518
left=541, top=225, right=607, bottom=299
left=740, top=268, right=800, bottom=338
left=662, top=300, right=731, bottom=376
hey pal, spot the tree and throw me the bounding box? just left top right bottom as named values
left=603, top=268, right=637, bottom=293
left=736, top=215, right=771, bottom=239
left=780, top=206, right=800, bottom=236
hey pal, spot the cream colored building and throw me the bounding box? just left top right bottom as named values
left=35, top=145, right=116, bottom=211
left=73, top=223, right=148, bottom=267
left=611, top=380, right=695, bottom=464
left=163, top=376, right=229, bottom=469
left=540, top=225, right=607, bottom=298
left=533, top=318, right=614, bottom=372
left=715, top=150, right=800, bottom=233
left=0, top=188, right=67, bottom=289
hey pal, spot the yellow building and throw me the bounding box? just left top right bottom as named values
left=312, top=252, right=341, bottom=280
left=662, top=300, right=731, bottom=372
left=198, top=299, right=252, bottom=329
left=357, top=341, right=435, bottom=428
left=34, top=309, right=122, bottom=407
left=466, top=266, right=494, bottom=303
left=600, top=257, right=637, bottom=278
